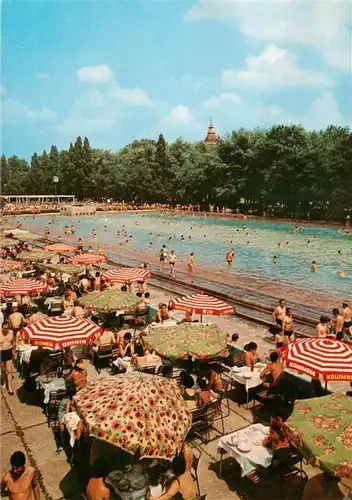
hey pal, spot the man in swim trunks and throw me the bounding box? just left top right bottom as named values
left=1, top=451, right=40, bottom=500
left=332, top=308, right=344, bottom=337
left=342, top=302, right=352, bottom=333
left=272, top=299, right=286, bottom=327
left=168, top=250, right=176, bottom=278
left=159, top=245, right=168, bottom=271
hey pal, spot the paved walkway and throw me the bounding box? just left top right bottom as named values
left=1, top=287, right=350, bottom=499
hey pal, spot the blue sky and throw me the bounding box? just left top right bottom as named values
left=1, top=0, right=351, bottom=159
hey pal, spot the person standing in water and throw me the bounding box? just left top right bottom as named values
left=187, top=252, right=195, bottom=277
left=168, top=250, right=177, bottom=278
left=311, top=261, right=317, bottom=272
left=226, top=249, right=235, bottom=266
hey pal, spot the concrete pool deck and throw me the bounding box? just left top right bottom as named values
left=1, top=286, right=350, bottom=500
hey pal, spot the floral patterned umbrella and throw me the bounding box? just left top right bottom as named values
left=73, top=373, right=192, bottom=460
left=288, top=393, right=352, bottom=478
left=17, top=250, right=54, bottom=262
left=43, top=263, right=85, bottom=275
left=44, top=243, right=76, bottom=253
left=144, top=323, right=228, bottom=360
left=79, top=288, right=140, bottom=313
left=0, top=260, right=25, bottom=273
left=67, top=253, right=107, bottom=265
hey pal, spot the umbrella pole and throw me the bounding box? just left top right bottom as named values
left=325, top=381, right=328, bottom=393
left=200, top=314, right=203, bottom=323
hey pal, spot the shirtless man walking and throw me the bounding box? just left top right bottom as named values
left=1, top=451, right=40, bottom=500
left=159, top=245, right=168, bottom=271
left=168, top=250, right=177, bottom=278
left=342, top=302, right=352, bottom=335
left=272, top=299, right=286, bottom=328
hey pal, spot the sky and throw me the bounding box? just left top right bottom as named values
left=1, top=0, right=351, bottom=160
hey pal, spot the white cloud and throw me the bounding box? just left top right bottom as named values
left=222, top=45, right=334, bottom=89
left=198, top=90, right=347, bottom=132
left=171, top=73, right=212, bottom=90
left=168, top=105, right=195, bottom=125
left=35, top=73, right=50, bottom=79
left=2, top=98, right=56, bottom=124
left=186, top=0, right=351, bottom=71
left=56, top=68, right=154, bottom=137
left=77, top=65, right=115, bottom=83
left=202, top=92, right=240, bottom=107
left=56, top=116, right=114, bottom=136
left=110, top=84, right=152, bottom=106
left=26, top=105, right=57, bottom=121
left=297, top=91, right=347, bottom=129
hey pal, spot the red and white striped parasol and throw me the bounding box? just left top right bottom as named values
left=283, top=337, right=352, bottom=381
left=21, top=314, right=102, bottom=349
left=67, top=253, right=107, bottom=265
left=44, top=243, right=76, bottom=253
left=169, top=293, right=235, bottom=316
left=0, top=278, right=48, bottom=296
left=102, top=267, right=151, bottom=284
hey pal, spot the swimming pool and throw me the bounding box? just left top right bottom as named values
left=19, top=213, right=351, bottom=298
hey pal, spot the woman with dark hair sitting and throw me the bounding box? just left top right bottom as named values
left=197, top=376, right=220, bottom=406
left=154, top=454, right=196, bottom=500
left=244, top=342, right=259, bottom=369
left=181, top=372, right=197, bottom=402
left=263, top=416, right=290, bottom=450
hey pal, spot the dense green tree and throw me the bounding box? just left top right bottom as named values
left=2, top=125, right=351, bottom=220
left=1, top=155, right=9, bottom=195
left=6, top=156, right=29, bottom=194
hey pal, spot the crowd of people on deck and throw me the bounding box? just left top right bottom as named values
left=271, top=298, right=352, bottom=349
left=1, top=200, right=234, bottom=217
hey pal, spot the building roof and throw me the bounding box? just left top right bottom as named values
left=204, top=119, right=218, bottom=144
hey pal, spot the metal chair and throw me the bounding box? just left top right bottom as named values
left=220, top=377, right=231, bottom=417
left=191, top=450, right=201, bottom=495
left=268, top=446, right=308, bottom=483
left=46, top=388, right=67, bottom=427
left=47, top=299, right=63, bottom=316
left=191, top=399, right=224, bottom=444
left=94, top=343, right=114, bottom=373
left=137, top=365, right=156, bottom=374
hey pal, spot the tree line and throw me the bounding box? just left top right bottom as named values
left=1, top=125, right=351, bottom=220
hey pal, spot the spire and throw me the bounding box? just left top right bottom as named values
left=204, top=118, right=218, bottom=145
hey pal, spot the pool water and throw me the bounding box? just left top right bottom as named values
left=19, top=213, right=352, bottom=298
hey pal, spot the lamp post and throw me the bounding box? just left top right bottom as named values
left=53, top=176, right=59, bottom=204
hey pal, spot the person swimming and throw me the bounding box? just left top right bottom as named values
left=226, top=249, right=235, bottom=266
